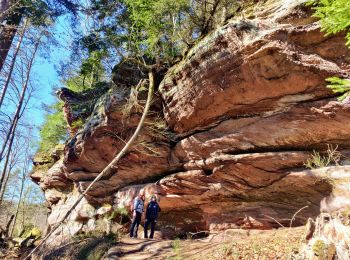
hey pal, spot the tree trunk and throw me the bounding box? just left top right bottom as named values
left=0, top=0, right=22, bottom=72
left=0, top=19, right=28, bottom=109
left=10, top=170, right=25, bottom=237
left=0, top=93, right=21, bottom=163
left=0, top=149, right=17, bottom=202
left=0, top=117, right=18, bottom=204
left=0, top=35, right=41, bottom=202
left=0, top=0, right=10, bottom=23
left=0, top=161, right=14, bottom=202
left=201, top=0, right=220, bottom=36
left=5, top=214, right=14, bottom=237
left=25, top=69, right=156, bottom=260
left=0, top=33, right=40, bottom=163
left=89, top=66, right=95, bottom=88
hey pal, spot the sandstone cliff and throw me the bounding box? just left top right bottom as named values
left=31, top=0, right=350, bottom=244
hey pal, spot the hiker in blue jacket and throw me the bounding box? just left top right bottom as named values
left=129, top=190, right=145, bottom=238
left=144, top=194, right=161, bottom=239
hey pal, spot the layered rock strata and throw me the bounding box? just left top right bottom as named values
left=32, top=0, right=350, bottom=239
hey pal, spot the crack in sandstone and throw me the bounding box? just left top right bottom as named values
left=79, top=164, right=186, bottom=199
left=223, top=147, right=313, bottom=156
left=173, top=94, right=342, bottom=144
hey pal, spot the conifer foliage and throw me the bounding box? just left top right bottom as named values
left=310, top=0, right=350, bottom=100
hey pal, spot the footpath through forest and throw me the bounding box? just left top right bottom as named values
left=104, top=227, right=306, bottom=260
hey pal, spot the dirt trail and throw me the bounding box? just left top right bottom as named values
left=105, top=237, right=220, bottom=260
left=10, top=227, right=305, bottom=259
left=105, top=227, right=306, bottom=260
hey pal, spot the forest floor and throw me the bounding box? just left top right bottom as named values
left=0, top=226, right=307, bottom=259
left=105, top=226, right=306, bottom=260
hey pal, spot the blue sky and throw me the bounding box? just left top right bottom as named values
left=30, top=17, right=73, bottom=128
left=1, top=17, right=75, bottom=202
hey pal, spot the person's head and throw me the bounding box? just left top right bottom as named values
left=150, top=194, right=157, bottom=202
left=139, top=189, right=145, bottom=200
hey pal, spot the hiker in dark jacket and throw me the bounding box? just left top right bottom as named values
left=144, top=194, right=161, bottom=239
left=130, top=190, right=145, bottom=238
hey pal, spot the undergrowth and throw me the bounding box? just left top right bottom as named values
left=304, top=145, right=342, bottom=169
left=168, top=238, right=182, bottom=260
left=75, top=232, right=117, bottom=260
left=207, top=227, right=306, bottom=259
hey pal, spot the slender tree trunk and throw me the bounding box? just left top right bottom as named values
left=0, top=33, right=41, bottom=162
left=0, top=19, right=27, bottom=109
left=20, top=189, right=27, bottom=234
left=5, top=214, right=14, bottom=237
left=201, top=0, right=220, bottom=35
left=0, top=0, right=10, bottom=23
left=25, top=69, right=156, bottom=260
left=89, top=66, right=95, bottom=88
left=0, top=118, right=17, bottom=204
left=0, top=5, right=22, bottom=72
left=0, top=91, right=20, bottom=163
left=10, top=170, right=25, bottom=237
left=220, top=4, right=227, bottom=25
left=4, top=172, right=16, bottom=224
left=0, top=148, right=16, bottom=201
left=0, top=160, right=14, bottom=202
left=0, top=35, right=41, bottom=203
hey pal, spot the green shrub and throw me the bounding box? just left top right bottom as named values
left=171, top=238, right=182, bottom=260
left=305, top=151, right=331, bottom=169
left=38, top=102, right=68, bottom=154
left=312, top=239, right=335, bottom=259
left=304, top=145, right=341, bottom=169
left=308, top=0, right=350, bottom=46
left=326, top=77, right=350, bottom=101
left=309, top=0, right=350, bottom=100
left=76, top=233, right=118, bottom=260
left=71, top=118, right=85, bottom=129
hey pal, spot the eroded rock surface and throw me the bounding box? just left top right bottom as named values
left=31, top=0, right=350, bottom=241
left=298, top=167, right=350, bottom=259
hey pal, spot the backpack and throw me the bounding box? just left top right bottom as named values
left=131, top=197, right=144, bottom=213
left=148, top=202, right=159, bottom=219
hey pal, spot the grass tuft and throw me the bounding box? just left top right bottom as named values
left=304, top=144, right=342, bottom=169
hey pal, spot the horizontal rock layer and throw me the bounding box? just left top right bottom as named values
left=31, top=0, right=350, bottom=238
left=115, top=166, right=350, bottom=231
left=159, top=18, right=350, bottom=134
left=173, top=98, right=350, bottom=161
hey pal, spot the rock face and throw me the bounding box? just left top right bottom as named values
left=298, top=167, right=350, bottom=259
left=159, top=19, right=349, bottom=133
left=32, top=0, right=350, bottom=241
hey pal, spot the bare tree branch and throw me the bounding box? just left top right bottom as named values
left=24, top=69, right=156, bottom=260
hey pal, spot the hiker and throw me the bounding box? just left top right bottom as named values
left=144, top=194, right=161, bottom=239
left=130, top=190, right=145, bottom=238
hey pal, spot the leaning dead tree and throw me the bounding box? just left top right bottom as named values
left=25, top=69, right=156, bottom=260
